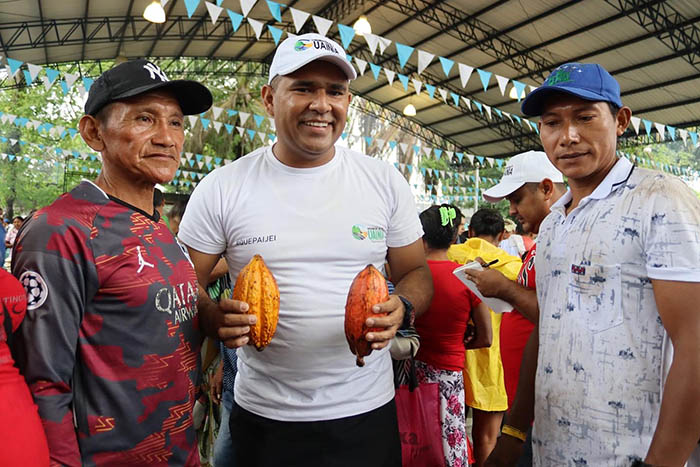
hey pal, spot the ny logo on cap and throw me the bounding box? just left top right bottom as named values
left=505, top=166, right=514, bottom=176
left=143, top=63, right=169, bottom=82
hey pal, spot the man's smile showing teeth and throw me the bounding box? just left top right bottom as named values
left=304, top=121, right=329, bottom=127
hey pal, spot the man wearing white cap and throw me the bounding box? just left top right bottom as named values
left=178, top=33, right=433, bottom=466
left=463, top=150, right=566, bottom=464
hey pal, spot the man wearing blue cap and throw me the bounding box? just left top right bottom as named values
left=486, top=63, right=700, bottom=466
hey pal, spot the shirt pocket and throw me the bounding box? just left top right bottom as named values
left=566, top=262, right=623, bottom=333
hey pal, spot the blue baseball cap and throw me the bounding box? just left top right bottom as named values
left=521, top=63, right=623, bottom=116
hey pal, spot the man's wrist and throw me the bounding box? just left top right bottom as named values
left=397, top=295, right=415, bottom=329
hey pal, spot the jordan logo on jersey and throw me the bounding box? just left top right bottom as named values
left=137, top=246, right=155, bottom=273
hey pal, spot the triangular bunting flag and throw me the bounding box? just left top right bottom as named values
left=45, top=68, right=60, bottom=85
left=22, top=70, right=33, bottom=85
left=438, top=56, right=454, bottom=77
left=377, top=36, right=392, bottom=54
left=268, top=25, right=284, bottom=45
left=266, top=0, right=282, bottom=21
left=690, top=131, right=698, bottom=147
left=424, top=83, right=436, bottom=99
left=495, top=75, right=509, bottom=95
left=205, top=1, right=224, bottom=23
left=654, top=122, right=665, bottom=139
left=438, top=88, right=448, bottom=103
left=397, top=73, right=409, bottom=91
left=239, top=112, right=250, bottom=125
left=200, top=118, right=210, bottom=129
left=461, top=96, right=471, bottom=110
left=679, top=129, right=688, bottom=144
left=236, top=126, right=245, bottom=136
left=64, top=72, right=79, bottom=88
left=82, top=77, right=94, bottom=91
left=337, top=24, right=356, bottom=50
left=248, top=18, right=264, bottom=39
left=354, top=58, right=367, bottom=76
left=213, top=121, right=223, bottom=132
left=225, top=123, right=234, bottom=134
left=642, top=119, right=652, bottom=136
left=412, top=78, right=422, bottom=95
left=212, top=106, right=223, bottom=119
left=394, top=43, right=414, bottom=70
left=666, top=125, right=676, bottom=140
left=240, top=0, right=257, bottom=17
left=416, top=50, right=434, bottom=75
left=253, top=114, right=265, bottom=127
left=369, top=63, right=381, bottom=80
left=450, top=92, right=460, bottom=107
left=312, top=15, right=333, bottom=37
left=187, top=115, right=199, bottom=127
left=184, top=0, right=200, bottom=18
left=630, top=116, right=641, bottom=134
left=476, top=68, right=492, bottom=91
left=458, top=63, right=474, bottom=88
left=27, top=63, right=42, bottom=81
left=384, top=68, right=395, bottom=86
left=6, top=58, right=23, bottom=77
left=483, top=104, right=492, bottom=120
left=512, top=80, right=526, bottom=101
left=289, top=7, right=310, bottom=32
left=364, top=33, right=379, bottom=55
left=227, top=9, right=244, bottom=31
left=246, top=128, right=256, bottom=140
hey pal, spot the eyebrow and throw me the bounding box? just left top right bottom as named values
left=289, top=80, right=349, bottom=91
left=541, top=102, right=599, bottom=118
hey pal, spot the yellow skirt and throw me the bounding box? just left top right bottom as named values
left=463, top=311, right=508, bottom=412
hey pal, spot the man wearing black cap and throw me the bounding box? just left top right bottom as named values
left=486, top=63, right=700, bottom=466
left=178, top=33, right=432, bottom=466
left=11, top=60, right=213, bottom=466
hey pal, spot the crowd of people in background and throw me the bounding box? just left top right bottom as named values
left=0, top=32, right=698, bottom=467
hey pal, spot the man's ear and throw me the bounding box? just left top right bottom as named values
left=616, top=106, right=632, bottom=137
left=540, top=178, right=555, bottom=201
left=261, top=84, right=275, bottom=117
left=79, top=115, right=105, bottom=152
left=497, top=231, right=505, bottom=243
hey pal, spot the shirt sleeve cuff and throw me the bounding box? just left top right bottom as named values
left=646, top=266, right=700, bottom=282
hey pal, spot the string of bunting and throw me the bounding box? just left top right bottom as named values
left=1, top=0, right=698, bottom=149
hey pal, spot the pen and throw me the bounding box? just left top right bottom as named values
left=484, top=259, right=499, bottom=268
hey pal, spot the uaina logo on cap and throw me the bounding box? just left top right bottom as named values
left=294, top=39, right=339, bottom=55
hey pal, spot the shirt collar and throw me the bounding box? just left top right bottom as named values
left=550, top=157, right=634, bottom=216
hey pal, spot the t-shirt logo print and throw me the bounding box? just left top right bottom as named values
left=18, top=270, right=48, bottom=310
left=143, top=63, right=169, bottom=82
left=137, top=246, right=155, bottom=273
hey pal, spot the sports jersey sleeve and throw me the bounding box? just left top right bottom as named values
left=11, top=213, right=96, bottom=467
left=642, top=175, right=700, bottom=282
left=386, top=166, right=423, bottom=248
left=178, top=169, right=227, bottom=255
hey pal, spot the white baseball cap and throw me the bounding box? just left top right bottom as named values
left=268, top=33, right=357, bottom=84
left=482, top=150, right=564, bottom=203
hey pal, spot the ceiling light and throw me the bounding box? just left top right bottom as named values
left=403, top=103, right=417, bottom=117
left=143, top=1, right=166, bottom=23
left=353, top=16, right=372, bottom=36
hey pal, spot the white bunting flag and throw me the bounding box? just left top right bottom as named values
left=240, top=0, right=257, bottom=17
left=64, top=72, right=80, bottom=88
left=364, top=33, right=379, bottom=55
left=312, top=15, right=333, bottom=37
left=422, top=146, right=432, bottom=157
left=466, top=154, right=474, bottom=164
left=438, top=88, right=448, bottom=104
left=630, top=116, right=641, bottom=134
left=495, top=75, right=509, bottom=96
left=213, top=121, right=223, bottom=132
left=289, top=7, right=310, bottom=32
left=503, top=111, right=513, bottom=123
left=399, top=143, right=408, bottom=154
left=236, top=126, right=245, bottom=136
left=354, top=58, right=368, bottom=76
left=529, top=85, right=537, bottom=94
left=43, top=76, right=53, bottom=91
left=412, top=78, right=422, bottom=95
left=458, top=63, right=474, bottom=88
left=268, top=119, right=275, bottom=131
left=483, top=104, right=492, bottom=120
left=205, top=1, right=224, bottom=23
left=161, top=0, right=170, bottom=6
left=27, top=63, right=43, bottom=81
left=238, top=111, right=250, bottom=125
left=376, top=138, right=385, bottom=148
left=377, top=36, right=392, bottom=55
left=461, top=96, right=471, bottom=110
left=212, top=106, right=223, bottom=119
left=486, top=157, right=494, bottom=167
left=247, top=18, right=264, bottom=39
left=679, top=129, right=688, bottom=144
left=257, top=132, right=265, bottom=142
left=187, top=115, right=199, bottom=127
left=384, top=68, right=395, bottom=86
left=416, top=50, right=434, bottom=75
left=654, top=122, right=665, bottom=139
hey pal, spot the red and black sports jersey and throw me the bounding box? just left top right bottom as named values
left=11, top=181, right=201, bottom=467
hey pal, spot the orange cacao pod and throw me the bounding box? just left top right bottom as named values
left=232, top=254, right=280, bottom=351
left=344, top=264, right=389, bottom=367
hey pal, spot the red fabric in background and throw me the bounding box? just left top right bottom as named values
left=500, top=244, right=537, bottom=407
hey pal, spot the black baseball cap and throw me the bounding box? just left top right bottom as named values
left=84, top=59, right=213, bottom=116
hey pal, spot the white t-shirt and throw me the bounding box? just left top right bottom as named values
left=534, top=157, right=700, bottom=465
left=178, top=145, right=423, bottom=421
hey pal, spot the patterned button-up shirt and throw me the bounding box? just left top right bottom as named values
left=534, top=157, right=700, bottom=465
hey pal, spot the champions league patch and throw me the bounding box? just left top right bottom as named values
left=19, top=270, right=49, bottom=310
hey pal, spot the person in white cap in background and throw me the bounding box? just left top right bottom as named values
left=177, top=33, right=433, bottom=466
left=463, top=150, right=566, bottom=465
